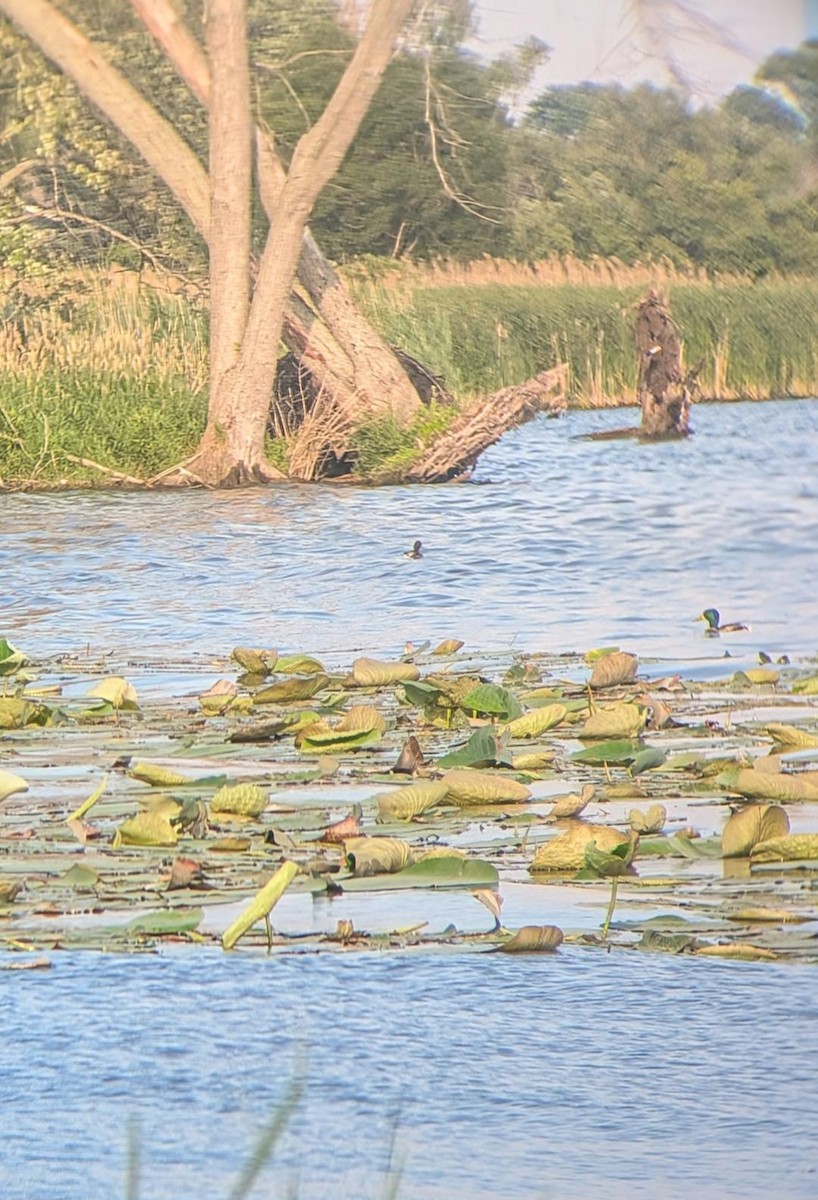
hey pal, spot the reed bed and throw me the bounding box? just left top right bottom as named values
left=1, top=262, right=816, bottom=486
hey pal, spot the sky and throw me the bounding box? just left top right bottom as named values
left=471, top=0, right=810, bottom=104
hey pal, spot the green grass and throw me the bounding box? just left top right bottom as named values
left=354, top=279, right=818, bottom=404
left=2, top=265, right=817, bottom=487
left=0, top=370, right=206, bottom=486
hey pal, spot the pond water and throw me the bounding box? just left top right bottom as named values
left=2, top=399, right=818, bottom=1199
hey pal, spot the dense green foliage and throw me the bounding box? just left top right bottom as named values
left=2, top=3, right=818, bottom=276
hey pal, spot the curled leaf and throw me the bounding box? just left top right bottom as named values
left=222, top=860, right=299, bottom=949
left=129, top=762, right=191, bottom=787
left=531, top=823, right=625, bottom=872
left=350, top=658, right=420, bottom=687
left=376, top=779, right=450, bottom=821
left=549, top=783, right=595, bottom=819
left=589, top=652, right=639, bottom=689
left=210, top=784, right=268, bottom=817
left=198, top=679, right=239, bottom=714
left=751, top=833, right=818, bottom=862
left=0, top=768, right=29, bottom=803
left=498, top=925, right=564, bottom=953
left=432, top=639, right=464, bottom=655
left=232, top=647, right=278, bottom=675
left=344, top=836, right=413, bottom=876
left=442, top=769, right=531, bottom=806
left=253, top=674, right=329, bottom=703
left=629, top=804, right=666, bottom=835
left=336, top=705, right=387, bottom=734
left=581, top=703, right=646, bottom=740
left=113, top=811, right=178, bottom=848
left=87, top=676, right=139, bottom=710
left=503, top=704, right=567, bottom=739
left=722, top=804, right=789, bottom=857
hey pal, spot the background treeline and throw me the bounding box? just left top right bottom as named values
left=2, top=1, right=818, bottom=280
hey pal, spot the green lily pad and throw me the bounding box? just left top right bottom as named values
left=126, top=908, right=204, bottom=935
left=339, top=855, right=499, bottom=892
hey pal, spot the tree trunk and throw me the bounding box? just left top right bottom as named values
left=132, top=0, right=421, bottom=430
left=635, top=289, right=692, bottom=437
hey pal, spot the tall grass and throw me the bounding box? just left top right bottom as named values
left=352, top=275, right=818, bottom=403
left=0, top=269, right=207, bottom=486
left=1, top=260, right=816, bottom=486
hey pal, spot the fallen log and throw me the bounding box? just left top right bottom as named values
left=401, top=365, right=568, bottom=483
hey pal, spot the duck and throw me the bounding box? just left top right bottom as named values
left=404, top=540, right=423, bottom=560
left=698, top=608, right=748, bottom=635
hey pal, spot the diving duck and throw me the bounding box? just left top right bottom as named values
left=404, top=540, right=423, bottom=559
left=698, top=608, right=748, bottom=635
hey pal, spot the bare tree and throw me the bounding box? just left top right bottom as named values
left=0, top=0, right=417, bottom=486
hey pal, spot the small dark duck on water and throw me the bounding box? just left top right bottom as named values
left=698, top=608, right=748, bottom=635
left=404, top=540, right=423, bottom=559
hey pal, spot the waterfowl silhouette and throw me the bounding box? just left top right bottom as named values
left=698, top=608, right=748, bottom=635
left=404, top=540, right=423, bottom=559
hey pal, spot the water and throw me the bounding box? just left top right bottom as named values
left=2, top=400, right=817, bottom=664
left=2, top=399, right=818, bottom=1199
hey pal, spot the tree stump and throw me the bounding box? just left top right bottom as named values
left=635, top=289, right=692, bottom=438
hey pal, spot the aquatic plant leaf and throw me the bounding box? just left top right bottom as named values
left=167, top=857, right=207, bottom=890
left=275, top=654, right=326, bottom=675
left=87, top=676, right=139, bottom=709
left=637, top=929, right=698, bottom=953
left=589, top=651, right=638, bottom=689
left=695, top=943, right=778, bottom=961
left=253, top=674, right=329, bottom=703
left=792, top=676, right=818, bottom=695
left=393, top=735, right=425, bottom=774
left=339, top=855, right=498, bottom=891
left=724, top=905, right=807, bottom=924
left=629, top=747, right=667, bottom=776
left=0, top=698, right=52, bottom=728
left=60, top=863, right=99, bottom=890
left=741, top=667, right=780, bottom=686
left=765, top=723, right=818, bottom=749
left=549, top=783, right=595, bottom=819
left=401, top=679, right=444, bottom=707
left=432, top=639, right=464, bottom=655
left=531, top=823, right=625, bottom=872
left=375, top=779, right=450, bottom=821
left=503, top=704, right=567, bottom=739
left=210, top=783, right=267, bottom=817
left=319, top=810, right=362, bottom=843
left=344, top=836, right=413, bottom=876
left=210, top=836, right=252, bottom=852
left=0, top=769, right=29, bottom=802
left=336, top=705, right=387, bottom=733
left=114, top=811, right=178, bottom=847
left=298, top=724, right=381, bottom=752
left=458, top=683, right=522, bottom=721
left=751, top=834, right=818, bottom=862
left=722, top=804, right=789, bottom=857
left=127, top=908, right=203, bottom=935
left=584, top=646, right=620, bottom=663
left=497, top=924, right=564, bottom=953
left=584, top=835, right=636, bottom=877
left=198, top=679, right=239, bottom=714
left=436, top=727, right=513, bottom=769
left=725, top=767, right=818, bottom=803
left=580, top=703, right=646, bottom=740
left=629, top=804, right=666, bottom=835
left=0, top=638, right=27, bottom=675
left=512, top=751, right=554, bottom=771
left=66, top=774, right=108, bottom=822
left=350, top=658, right=420, bottom=686
left=129, top=761, right=191, bottom=787
left=442, top=769, right=531, bottom=805
left=232, top=647, right=279, bottom=675
left=222, top=860, right=300, bottom=949
left=569, top=739, right=644, bottom=765
left=0, top=880, right=22, bottom=904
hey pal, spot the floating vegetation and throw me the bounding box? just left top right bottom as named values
left=1, top=636, right=818, bottom=964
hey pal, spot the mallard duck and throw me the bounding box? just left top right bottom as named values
left=698, top=608, right=748, bottom=635
left=404, top=540, right=423, bottom=559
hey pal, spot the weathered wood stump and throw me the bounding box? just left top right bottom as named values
left=636, top=289, right=694, bottom=438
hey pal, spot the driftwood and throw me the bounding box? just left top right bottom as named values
left=635, top=289, right=694, bottom=437
left=402, top=365, right=568, bottom=483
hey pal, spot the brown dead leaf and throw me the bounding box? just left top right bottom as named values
left=320, top=809, right=363, bottom=844
left=167, top=857, right=208, bottom=891
left=393, top=735, right=426, bottom=774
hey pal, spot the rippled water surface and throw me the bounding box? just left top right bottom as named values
left=2, top=399, right=818, bottom=1199
left=3, top=400, right=817, bottom=662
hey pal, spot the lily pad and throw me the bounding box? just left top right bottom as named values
left=442, top=769, right=531, bottom=806
left=339, top=855, right=498, bottom=892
